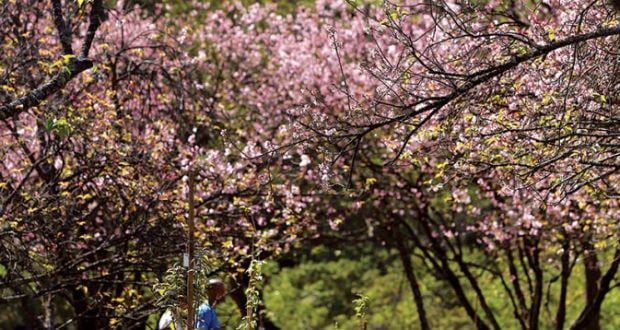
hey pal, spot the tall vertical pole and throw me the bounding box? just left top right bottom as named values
left=187, top=172, right=196, bottom=330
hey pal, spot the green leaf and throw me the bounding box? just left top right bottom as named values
left=45, top=117, right=55, bottom=132
left=56, top=119, right=70, bottom=138
left=77, top=0, right=84, bottom=7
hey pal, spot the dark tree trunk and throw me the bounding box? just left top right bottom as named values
left=577, top=247, right=602, bottom=330
left=570, top=244, right=620, bottom=330
left=394, top=234, right=430, bottom=330
left=555, top=239, right=571, bottom=330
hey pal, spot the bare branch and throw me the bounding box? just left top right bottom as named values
left=81, top=0, right=104, bottom=58
left=51, top=0, right=73, bottom=55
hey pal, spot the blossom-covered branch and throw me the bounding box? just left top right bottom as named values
left=0, top=0, right=103, bottom=120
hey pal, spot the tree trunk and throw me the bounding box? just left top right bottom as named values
left=584, top=249, right=602, bottom=330
left=569, top=243, right=620, bottom=330
left=579, top=248, right=602, bottom=330
left=555, top=240, right=571, bottom=330
left=394, top=235, right=430, bottom=330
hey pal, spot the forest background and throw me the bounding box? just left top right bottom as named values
left=3, top=0, right=620, bottom=329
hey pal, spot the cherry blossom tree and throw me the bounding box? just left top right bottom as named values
left=0, top=1, right=315, bottom=328
left=4, top=0, right=620, bottom=329
left=288, top=1, right=620, bottom=329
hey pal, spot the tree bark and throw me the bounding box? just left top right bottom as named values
left=575, top=246, right=602, bottom=330
left=555, top=239, right=571, bottom=330
left=394, top=234, right=430, bottom=330
left=570, top=244, right=620, bottom=329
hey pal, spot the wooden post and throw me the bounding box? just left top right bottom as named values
left=187, top=172, right=196, bottom=330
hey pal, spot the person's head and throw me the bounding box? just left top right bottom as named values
left=206, top=278, right=226, bottom=306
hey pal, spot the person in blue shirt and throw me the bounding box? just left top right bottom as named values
left=197, top=279, right=226, bottom=330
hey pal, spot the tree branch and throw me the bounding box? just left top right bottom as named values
left=81, top=0, right=104, bottom=58
left=0, top=0, right=106, bottom=120
left=51, top=0, right=73, bottom=55
left=0, top=57, right=92, bottom=120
